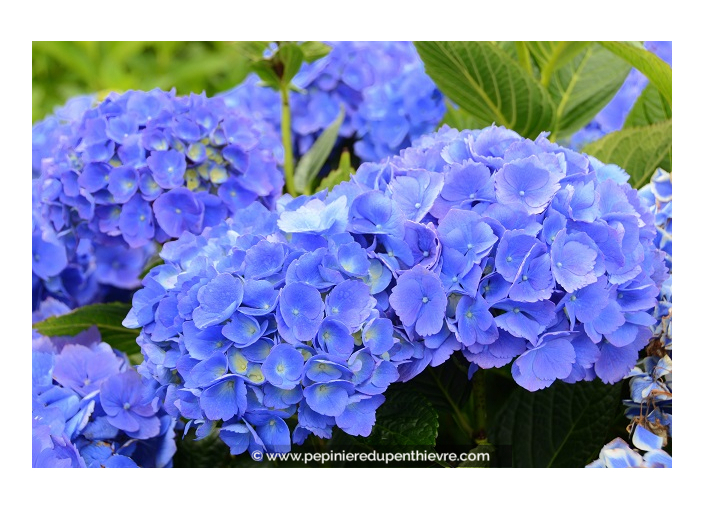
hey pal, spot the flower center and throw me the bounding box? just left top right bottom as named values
left=422, top=297, right=429, bottom=304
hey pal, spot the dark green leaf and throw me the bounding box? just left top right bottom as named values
left=598, top=41, right=672, bottom=105
left=363, top=390, right=439, bottom=447
left=490, top=380, right=624, bottom=467
left=583, top=119, right=672, bottom=188
left=299, top=41, right=331, bottom=63
left=331, top=389, right=439, bottom=450
left=277, top=43, right=304, bottom=86
left=316, top=150, right=355, bottom=192
left=548, top=44, right=631, bottom=138
left=250, top=60, right=281, bottom=90
left=294, top=106, right=345, bottom=194
left=624, top=83, right=672, bottom=128
left=33, top=303, right=139, bottom=356
left=458, top=443, right=495, bottom=468
left=415, top=41, right=555, bottom=138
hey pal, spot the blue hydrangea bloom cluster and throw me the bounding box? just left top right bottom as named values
left=377, top=125, right=668, bottom=390
left=32, top=89, right=283, bottom=310
left=626, top=170, right=672, bottom=435
left=222, top=41, right=446, bottom=163
left=586, top=426, right=671, bottom=468
left=32, top=95, right=95, bottom=177
left=570, top=41, right=672, bottom=148
left=125, top=200, right=422, bottom=454
left=32, top=298, right=177, bottom=468
left=591, top=169, right=672, bottom=467
left=125, top=124, right=667, bottom=455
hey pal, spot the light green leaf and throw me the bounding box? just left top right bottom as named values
left=294, top=107, right=345, bottom=195
left=525, top=41, right=591, bottom=85
left=514, top=42, right=533, bottom=75
left=33, top=303, right=140, bottom=356
left=548, top=44, right=631, bottom=138
left=415, top=41, right=555, bottom=138
left=598, top=41, right=672, bottom=105
left=234, top=41, right=271, bottom=62
left=440, top=100, right=484, bottom=131
left=316, top=150, right=355, bottom=192
left=299, top=41, right=331, bottom=63
left=583, top=119, right=672, bottom=188
left=277, top=43, right=304, bottom=86
left=490, top=380, right=624, bottom=467
left=624, top=83, right=672, bottom=128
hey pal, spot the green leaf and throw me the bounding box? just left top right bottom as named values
left=598, top=41, right=672, bottom=105
left=583, top=119, right=672, bottom=188
left=548, top=44, right=631, bottom=138
left=624, top=83, right=672, bottom=128
left=277, top=43, right=304, bottom=87
left=299, top=41, right=331, bottom=63
left=294, top=106, right=345, bottom=194
left=414, top=41, right=555, bottom=138
left=490, top=380, right=624, bottom=467
left=362, top=389, right=439, bottom=447
left=234, top=41, right=271, bottom=62
left=316, top=150, right=355, bottom=192
left=33, top=303, right=139, bottom=356
left=440, top=100, right=484, bottom=131
left=250, top=60, right=281, bottom=90
left=525, top=41, right=591, bottom=85
left=514, top=42, right=534, bottom=75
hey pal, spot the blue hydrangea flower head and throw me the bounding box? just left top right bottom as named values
left=32, top=89, right=283, bottom=310
left=32, top=304, right=176, bottom=468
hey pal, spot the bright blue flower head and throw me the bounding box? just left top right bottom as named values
left=381, top=124, right=667, bottom=391
left=32, top=304, right=176, bottom=468
left=32, top=89, right=283, bottom=310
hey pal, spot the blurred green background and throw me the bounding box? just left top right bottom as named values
left=32, top=41, right=252, bottom=123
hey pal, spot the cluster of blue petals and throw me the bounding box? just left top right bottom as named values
left=586, top=427, right=671, bottom=468
left=570, top=41, right=672, bottom=148
left=126, top=124, right=668, bottom=455
left=222, top=41, right=446, bottom=163
left=32, top=298, right=177, bottom=468
left=591, top=169, right=672, bottom=467
left=32, top=95, right=95, bottom=177
left=377, top=125, right=668, bottom=390
left=32, top=89, right=283, bottom=310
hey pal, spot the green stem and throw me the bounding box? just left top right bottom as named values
left=429, top=369, right=473, bottom=441
left=472, top=369, right=488, bottom=440
left=280, top=86, right=296, bottom=196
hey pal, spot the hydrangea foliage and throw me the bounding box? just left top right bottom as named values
left=571, top=41, right=673, bottom=148
left=32, top=299, right=176, bottom=468
left=32, top=89, right=283, bottom=310
left=223, top=41, right=446, bottom=163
